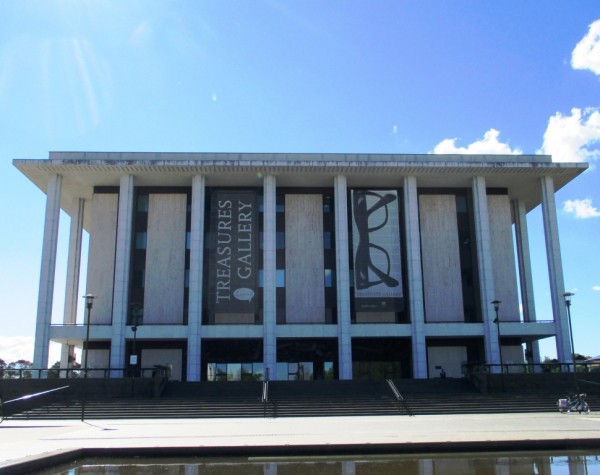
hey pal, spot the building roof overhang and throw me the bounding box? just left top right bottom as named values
left=13, top=152, right=588, bottom=222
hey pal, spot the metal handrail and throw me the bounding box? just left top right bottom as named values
left=387, top=379, right=413, bottom=417
left=1, top=366, right=164, bottom=379
left=50, top=323, right=113, bottom=326
left=1, top=386, right=70, bottom=423
left=261, top=380, right=271, bottom=418
left=463, top=362, right=600, bottom=375
left=50, top=322, right=186, bottom=327
left=423, top=319, right=555, bottom=324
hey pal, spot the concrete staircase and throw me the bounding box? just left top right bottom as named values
left=5, top=378, right=599, bottom=420
left=265, top=380, right=402, bottom=417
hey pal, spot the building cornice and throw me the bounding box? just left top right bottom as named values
left=13, top=152, right=588, bottom=224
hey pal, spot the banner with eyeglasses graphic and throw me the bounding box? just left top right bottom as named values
left=351, top=190, right=404, bottom=312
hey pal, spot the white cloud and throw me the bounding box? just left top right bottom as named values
left=593, top=285, right=600, bottom=291
left=0, top=336, right=34, bottom=363
left=432, top=129, right=522, bottom=155
left=539, top=108, right=600, bottom=162
left=0, top=337, right=62, bottom=365
left=563, top=198, right=600, bottom=219
left=572, top=19, right=600, bottom=76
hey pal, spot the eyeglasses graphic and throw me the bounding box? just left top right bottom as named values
left=353, top=190, right=400, bottom=290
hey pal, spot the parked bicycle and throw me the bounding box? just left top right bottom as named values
left=557, top=393, right=591, bottom=414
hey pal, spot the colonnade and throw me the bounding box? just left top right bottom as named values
left=33, top=171, right=572, bottom=379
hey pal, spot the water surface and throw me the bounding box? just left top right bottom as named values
left=46, top=451, right=600, bottom=474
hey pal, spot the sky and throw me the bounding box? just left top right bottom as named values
left=0, top=1, right=599, bottom=365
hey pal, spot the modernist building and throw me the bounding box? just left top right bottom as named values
left=14, top=152, right=587, bottom=381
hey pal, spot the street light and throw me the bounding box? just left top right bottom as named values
left=491, top=299, right=504, bottom=392
left=491, top=299, right=503, bottom=370
left=81, top=293, right=96, bottom=421
left=563, top=291, right=578, bottom=392
left=129, top=303, right=142, bottom=378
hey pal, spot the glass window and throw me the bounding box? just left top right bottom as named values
left=324, top=362, right=334, bottom=380
left=299, top=362, right=313, bottom=380
left=186, top=231, right=191, bottom=250
left=207, top=363, right=216, bottom=382
left=276, top=232, right=285, bottom=249
left=259, top=270, right=286, bottom=288
left=275, top=195, right=285, bottom=213
left=137, top=194, right=149, bottom=212
left=135, top=232, right=147, bottom=250
left=133, top=270, right=145, bottom=288
left=276, top=270, right=285, bottom=288
left=253, top=363, right=264, bottom=381
left=227, top=363, right=241, bottom=381
left=241, top=363, right=253, bottom=381
left=323, top=231, right=332, bottom=250
left=258, top=232, right=285, bottom=250
left=276, top=363, right=288, bottom=381
left=288, top=362, right=299, bottom=380
left=325, top=269, right=334, bottom=287
left=456, top=194, right=468, bottom=213
left=215, top=363, right=227, bottom=382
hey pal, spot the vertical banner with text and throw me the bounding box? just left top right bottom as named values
left=351, top=189, right=403, bottom=312
left=208, top=190, right=259, bottom=314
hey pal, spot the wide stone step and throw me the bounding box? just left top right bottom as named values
left=6, top=379, right=598, bottom=420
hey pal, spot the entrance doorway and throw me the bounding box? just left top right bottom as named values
left=276, top=338, right=338, bottom=380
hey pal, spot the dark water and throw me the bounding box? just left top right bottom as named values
left=46, top=452, right=600, bottom=474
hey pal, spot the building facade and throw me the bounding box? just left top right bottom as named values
left=14, top=152, right=587, bottom=381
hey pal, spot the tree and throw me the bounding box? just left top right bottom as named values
left=5, top=360, right=33, bottom=379
left=47, top=360, right=81, bottom=378
left=47, top=361, right=61, bottom=378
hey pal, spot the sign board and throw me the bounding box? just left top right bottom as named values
left=351, top=189, right=403, bottom=312
left=208, top=190, right=259, bottom=314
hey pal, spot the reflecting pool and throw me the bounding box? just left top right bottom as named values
left=44, top=452, right=600, bottom=474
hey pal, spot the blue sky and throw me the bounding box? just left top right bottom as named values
left=0, top=1, right=599, bottom=364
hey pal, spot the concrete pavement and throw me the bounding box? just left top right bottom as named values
left=1, top=412, right=600, bottom=473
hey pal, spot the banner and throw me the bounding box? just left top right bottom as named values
left=351, top=189, right=403, bottom=312
left=208, top=190, right=259, bottom=314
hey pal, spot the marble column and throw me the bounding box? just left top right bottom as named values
left=472, top=176, right=500, bottom=368
left=33, top=174, right=62, bottom=371
left=263, top=175, right=277, bottom=380
left=60, top=197, right=85, bottom=372
left=334, top=175, right=352, bottom=379
left=109, top=174, right=135, bottom=376
left=512, top=199, right=541, bottom=365
left=341, top=461, right=356, bottom=475
left=187, top=175, right=205, bottom=381
left=404, top=176, right=427, bottom=378
left=540, top=176, right=571, bottom=362
left=264, top=463, right=278, bottom=475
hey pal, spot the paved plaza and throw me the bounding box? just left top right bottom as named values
left=1, top=412, right=600, bottom=472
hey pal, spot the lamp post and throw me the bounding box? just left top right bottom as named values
left=491, top=299, right=503, bottom=371
left=129, top=303, right=142, bottom=378
left=81, top=294, right=95, bottom=421
left=563, top=292, right=578, bottom=392
left=491, top=299, right=505, bottom=392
